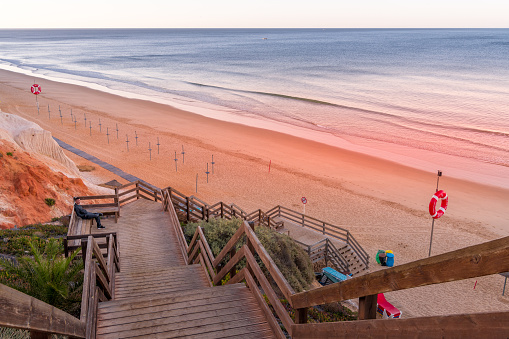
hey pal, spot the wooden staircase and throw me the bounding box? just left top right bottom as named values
left=94, top=199, right=276, bottom=338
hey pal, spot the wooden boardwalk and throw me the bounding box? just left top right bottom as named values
left=94, top=199, right=276, bottom=338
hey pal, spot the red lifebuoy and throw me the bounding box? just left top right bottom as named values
left=429, top=190, right=448, bottom=219
left=31, top=84, right=42, bottom=95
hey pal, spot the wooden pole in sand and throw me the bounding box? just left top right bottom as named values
left=106, top=128, right=110, bottom=144
left=89, top=121, right=92, bottom=136
left=428, top=170, right=443, bottom=257
left=126, top=135, right=129, bottom=152
left=99, top=118, right=102, bottom=133
left=74, top=116, right=77, bottom=130
left=211, top=155, right=215, bottom=174
left=48, top=105, right=50, bottom=119
left=157, top=137, right=160, bottom=154
left=174, top=151, right=178, bottom=172
left=206, top=163, right=210, bottom=183
left=135, top=131, right=138, bottom=146
left=181, top=145, right=185, bottom=164
left=59, top=110, right=63, bottom=125
left=149, top=142, right=152, bottom=160
left=116, top=123, right=119, bottom=139
left=84, top=113, right=87, bottom=126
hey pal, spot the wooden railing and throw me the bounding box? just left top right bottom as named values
left=267, top=205, right=369, bottom=270
left=80, top=235, right=120, bottom=338
left=116, top=180, right=162, bottom=206
left=176, top=213, right=509, bottom=338
left=162, top=186, right=369, bottom=271
left=294, top=238, right=350, bottom=273
left=185, top=221, right=294, bottom=339
left=0, top=284, right=86, bottom=338
left=0, top=234, right=120, bottom=339
left=289, top=235, right=509, bottom=337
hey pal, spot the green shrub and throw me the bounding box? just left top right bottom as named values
left=184, top=218, right=314, bottom=292
left=6, top=152, right=13, bottom=156
left=0, top=239, right=83, bottom=317
left=45, top=198, right=56, bottom=207
left=0, top=224, right=68, bottom=256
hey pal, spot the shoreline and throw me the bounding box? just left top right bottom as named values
left=2, top=67, right=509, bottom=317
left=1, top=64, right=507, bottom=189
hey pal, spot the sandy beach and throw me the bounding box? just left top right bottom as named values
left=1, top=68, right=508, bottom=317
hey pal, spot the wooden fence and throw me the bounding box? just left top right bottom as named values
left=163, top=186, right=368, bottom=270
left=294, top=238, right=350, bottom=273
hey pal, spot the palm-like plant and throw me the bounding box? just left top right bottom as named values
left=0, top=239, right=83, bottom=316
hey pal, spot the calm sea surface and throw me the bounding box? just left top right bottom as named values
left=1, top=29, right=508, bottom=185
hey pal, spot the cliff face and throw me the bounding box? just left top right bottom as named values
left=0, top=112, right=94, bottom=229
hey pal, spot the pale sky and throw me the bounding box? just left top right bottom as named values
left=1, top=0, right=508, bottom=29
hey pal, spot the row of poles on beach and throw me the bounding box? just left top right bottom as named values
left=35, top=100, right=216, bottom=192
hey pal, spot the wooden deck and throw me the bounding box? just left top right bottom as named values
left=94, top=199, right=276, bottom=338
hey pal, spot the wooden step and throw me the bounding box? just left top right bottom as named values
left=97, top=284, right=273, bottom=339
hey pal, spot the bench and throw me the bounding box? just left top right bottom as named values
left=85, top=205, right=120, bottom=223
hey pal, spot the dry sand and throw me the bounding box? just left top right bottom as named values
left=1, top=68, right=508, bottom=317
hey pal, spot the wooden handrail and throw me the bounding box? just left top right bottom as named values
left=291, top=311, right=509, bottom=338
left=0, top=284, right=86, bottom=338
left=291, top=235, right=509, bottom=309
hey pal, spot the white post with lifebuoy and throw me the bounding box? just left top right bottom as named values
left=428, top=170, right=448, bottom=257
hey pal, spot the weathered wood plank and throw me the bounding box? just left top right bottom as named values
left=0, top=284, right=85, bottom=338
left=291, top=235, right=509, bottom=309
left=97, top=299, right=263, bottom=335
left=97, top=294, right=258, bottom=327
left=291, top=311, right=509, bottom=338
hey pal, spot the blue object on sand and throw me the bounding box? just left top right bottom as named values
left=386, top=252, right=395, bottom=267
left=322, top=267, right=349, bottom=283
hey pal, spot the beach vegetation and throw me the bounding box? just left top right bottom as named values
left=6, top=152, right=13, bottom=156
left=45, top=198, right=56, bottom=206
left=0, top=238, right=83, bottom=317
left=183, top=217, right=314, bottom=292
left=0, top=224, right=68, bottom=256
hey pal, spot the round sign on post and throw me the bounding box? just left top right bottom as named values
left=301, top=196, right=307, bottom=216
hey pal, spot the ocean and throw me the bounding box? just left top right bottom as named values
left=0, top=29, right=508, bottom=186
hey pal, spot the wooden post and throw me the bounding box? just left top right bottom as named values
left=302, top=214, right=305, bottom=227
left=220, top=202, right=224, bottom=219
left=247, top=221, right=255, bottom=254
left=136, top=182, right=139, bottom=200
left=229, top=248, right=236, bottom=279
left=63, top=238, right=68, bottom=258
left=186, top=197, right=190, bottom=222
left=324, top=240, right=328, bottom=267
left=258, top=210, right=262, bottom=225
left=358, top=294, right=378, bottom=320
left=323, top=222, right=326, bottom=235
left=296, top=308, right=308, bottom=324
